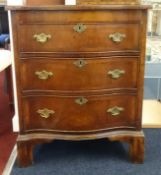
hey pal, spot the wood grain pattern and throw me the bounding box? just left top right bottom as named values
left=20, top=57, right=138, bottom=91
left=22, top=94, right=137, bottom=132
left=8, top=4, right=149, bottom=167
left=16, top=10, right=143, bottom=24
left=16, top=141, right=33, bottom=167
left=18, top=23, right=140, bottom=53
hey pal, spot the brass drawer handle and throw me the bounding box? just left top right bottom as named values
left=73, top=59, right=87, bottom=68
left=35, top=70, right=54, bottom=80
left=73, top=23, right=87, bottom=33
left=37, top=108, right=55, bottom=119
left=109, top=33, right=126, bottom=43
left=108, top=69, right=125, bottom=79
left=33, top=33, right=52, bottom=43
left=107, top=106, right=124, bottom=116
left=75, top=97, right=88, bottom=105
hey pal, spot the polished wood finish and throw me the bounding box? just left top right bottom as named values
left=17, top=141, right=33, bottom=167
left=8, top=3, right=149, bottom=167
left=22, top=94, right=137, bottom=132
left=20, top=57, right=138, bottom=91
left=18, top=23, right=140, bottom=53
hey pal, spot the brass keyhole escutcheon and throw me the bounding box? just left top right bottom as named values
left=73, top=59, right=87, bottom=68
left=75, top=97, right=88, bottom=105
left=73, top=23, right=87, bottom=33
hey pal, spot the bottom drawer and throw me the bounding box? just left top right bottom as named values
left=22, top=94, right=137, bottom=132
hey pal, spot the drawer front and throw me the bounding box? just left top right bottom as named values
left=18, top=23, right=140, bottom=53
left=20, top=57, right=138, bottom=91
left=22, top=94, right=137, bottom=132
left=17, top=10, right=142, bottom=24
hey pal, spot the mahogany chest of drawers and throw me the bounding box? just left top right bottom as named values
left=8, top=4, right=149, bottom=167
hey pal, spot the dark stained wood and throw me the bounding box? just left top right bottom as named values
left=7, top=3, right=150, bottom=167
left=17, top=141, right=33, bottom=167
left=20, top=50, right=140, bottom=59
left=129, top=136, right=144, bottom=163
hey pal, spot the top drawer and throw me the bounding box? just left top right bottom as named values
left=18, top=23, right=140, bottom=53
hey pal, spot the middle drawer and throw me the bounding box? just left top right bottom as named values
left=20, top=56, right=138, bottom=92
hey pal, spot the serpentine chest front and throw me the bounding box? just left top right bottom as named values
left=9, top=5, right=149, bottom=167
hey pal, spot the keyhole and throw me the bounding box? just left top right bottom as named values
left=79, top=60, right=83, bottom=66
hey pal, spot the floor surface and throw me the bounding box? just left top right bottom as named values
left=0, top=71, right=17, bottom=174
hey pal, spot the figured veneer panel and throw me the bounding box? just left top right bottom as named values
left=18, top=23, right=140, bottom=53
left=20, top=57, right=138, bottom=92
left=22, top=94, right=137, bottom=132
